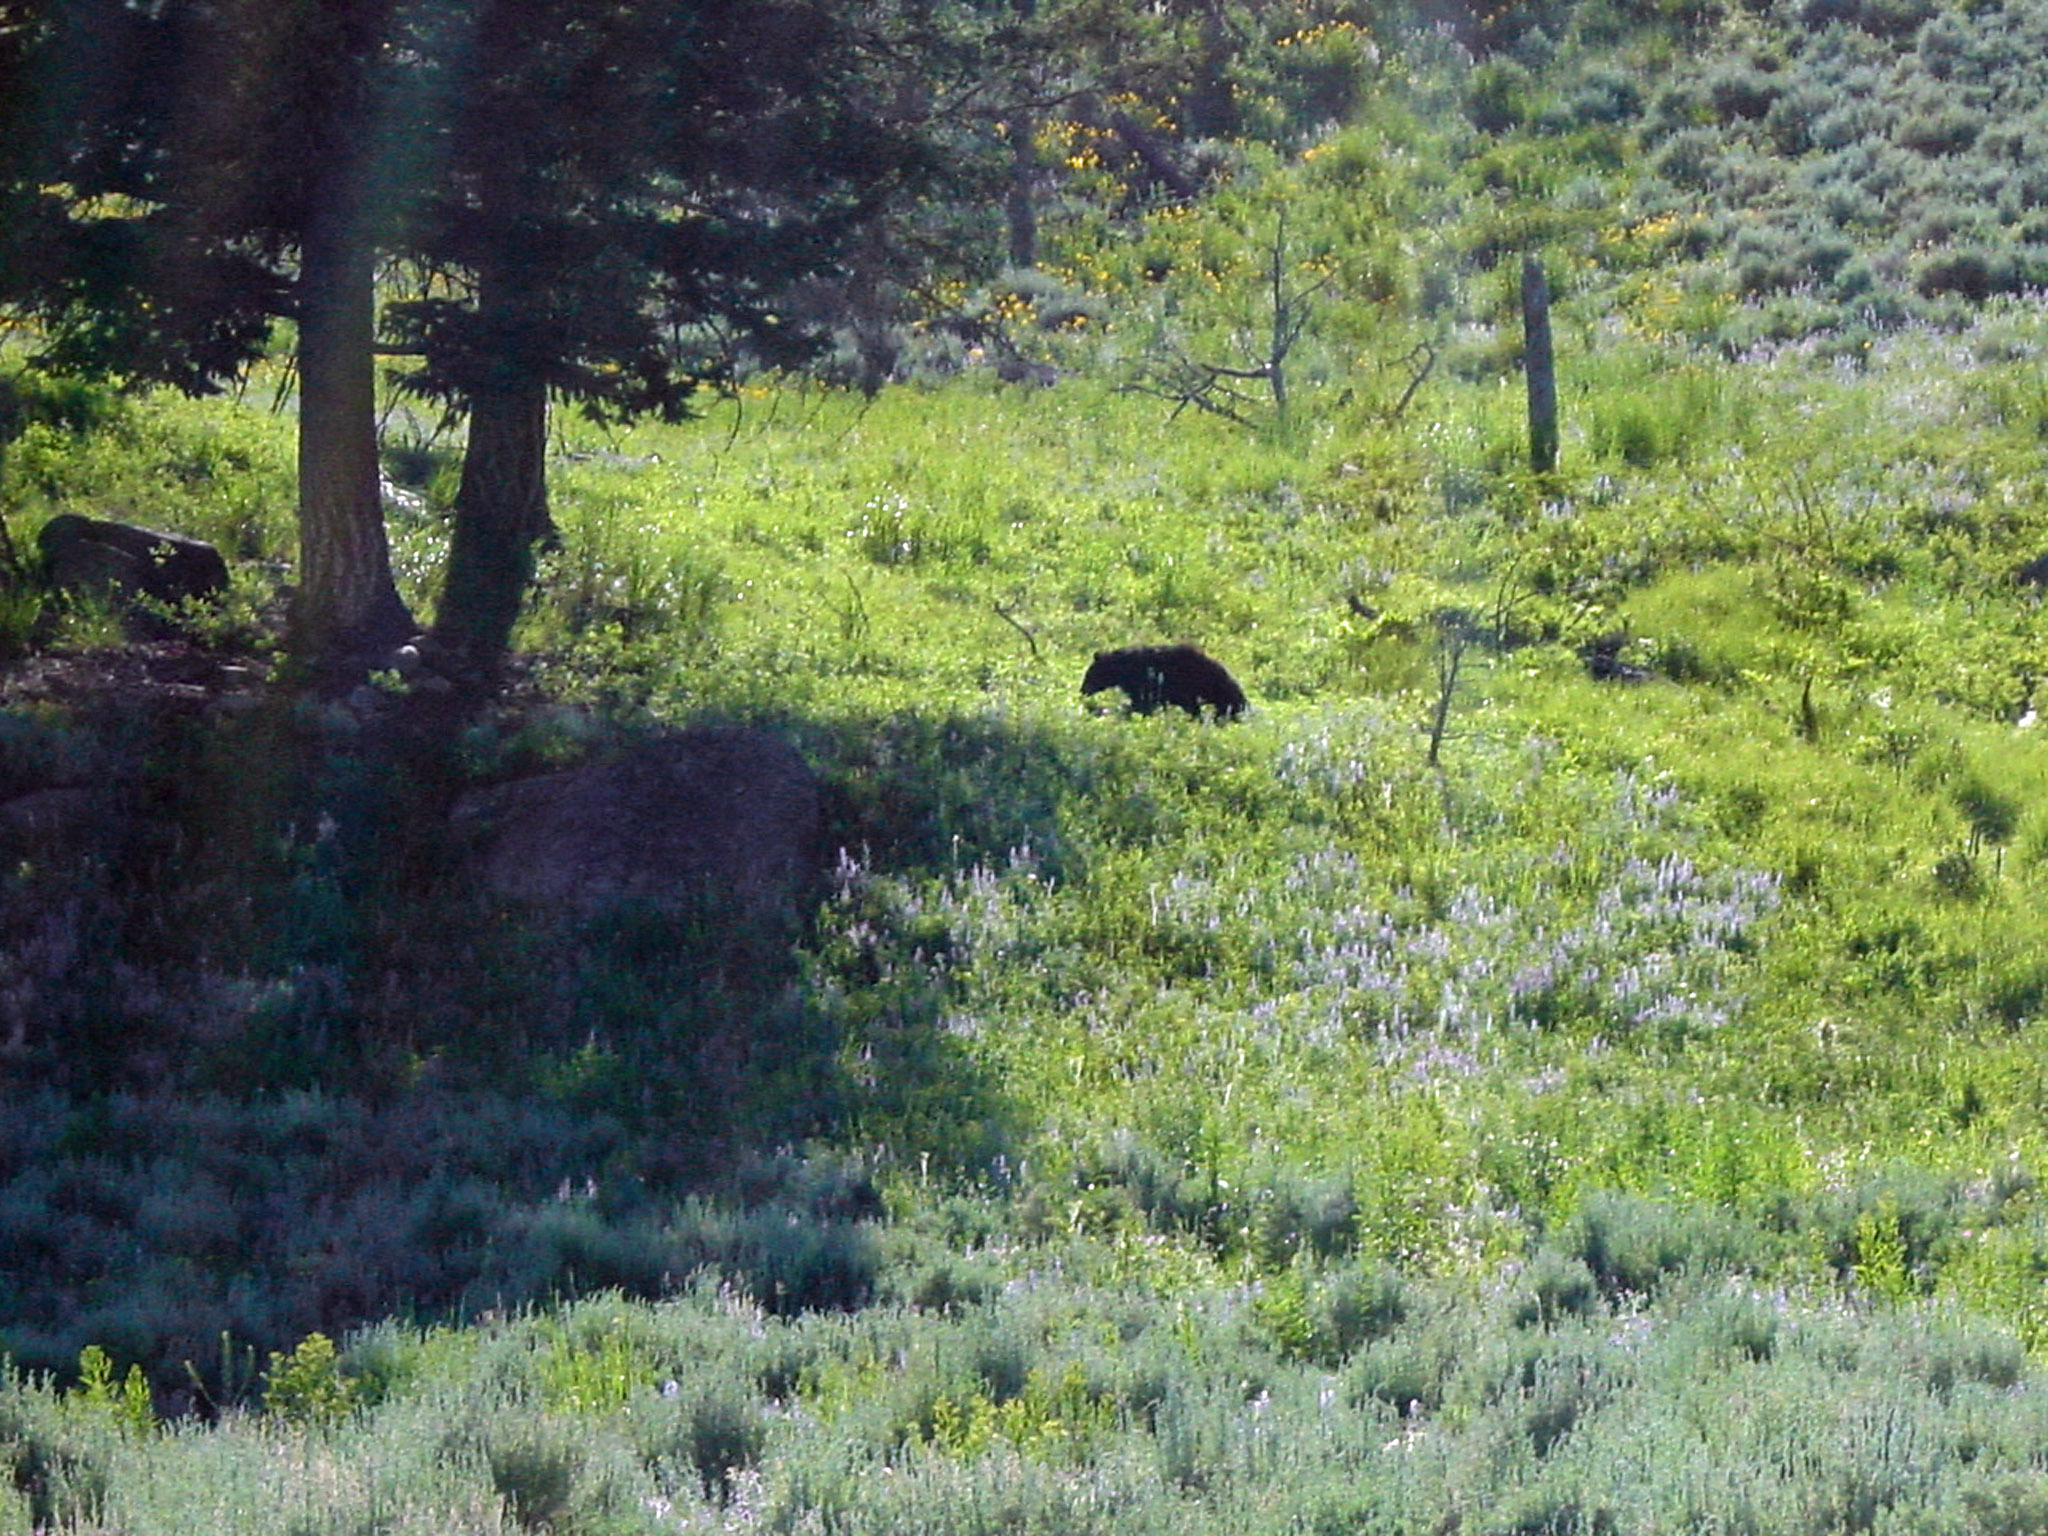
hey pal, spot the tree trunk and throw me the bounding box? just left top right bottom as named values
left=292, top=178, right=413, bottom=667
left=1004, top=0, right=1039, bottom=270
left=1005, top=117, right=1038, bottom=269
left=1521, top=253, right=1558, bottom=476
left=1266, top=224, right=1291, bottom=430
left=1111, top=111, right=1197, bottom=203
left=1184, top=12, right=1238, bottom=139
left=431, top=367, right=551, bottom=674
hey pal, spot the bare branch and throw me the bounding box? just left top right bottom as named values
left=1385, top=341, right=1436, bottom=422
left=993, top=601, right=1040, bottom=659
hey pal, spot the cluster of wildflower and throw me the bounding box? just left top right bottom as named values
left=1036, top=118, right=1117, bottom=178
left=1266, top=739, right=1781, bottom=1070
left=1285, top=839, right=1779, bottom=1071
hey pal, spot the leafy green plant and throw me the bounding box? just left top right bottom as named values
left=261, top=1332, right=357, bottom=1428
left=70, top=1346, right=153, bottom=1438
left=533, top=1314, right=651, bottom=1415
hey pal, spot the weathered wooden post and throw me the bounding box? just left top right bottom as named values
left=1521, top=253, right=1558, bottom=475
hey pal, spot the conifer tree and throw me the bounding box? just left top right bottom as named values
left=0, top=0, right=416, bottom=664
left=394, top=0, right=946, bottom=672
left=0, top=0, right=959, bottom=674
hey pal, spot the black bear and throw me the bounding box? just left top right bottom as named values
left=1579, top=631, right=1650, bottom=683
left=1082, top=645, right=1248, bottom=719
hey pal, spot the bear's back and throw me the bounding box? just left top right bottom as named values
left=1082, top=645, right=1246, bottom=718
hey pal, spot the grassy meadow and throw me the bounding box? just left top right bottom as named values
left=9, top=308, right=2048, bottom=1530
left=15, top=0, right=2048, bottom=1526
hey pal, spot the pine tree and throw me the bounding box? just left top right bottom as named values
left=392, top=0, right=949, bottom=673
left=0, top=0, right=417, bottom=664
left=0, top=0, right=962, bottom=675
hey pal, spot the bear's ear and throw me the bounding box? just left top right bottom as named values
left=1092, top=650, right=1108, bottom=661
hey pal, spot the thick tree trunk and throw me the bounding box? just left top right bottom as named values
left=1005, top=118, right=1038, bottom=269
left=292, top=181, right=414, bottom=667
left=431, top=368, right=551, bottom=674
left=1004, top=0, right=1039, bottom=270
left=1184, top=13, right=1238, bottom=139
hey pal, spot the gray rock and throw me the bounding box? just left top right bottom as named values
left=38, top=513, right=230, bottom=615
left=452, top=728, right=821, bottom=921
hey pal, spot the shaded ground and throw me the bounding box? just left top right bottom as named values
left=0, top=639, right=1023, bottom=1398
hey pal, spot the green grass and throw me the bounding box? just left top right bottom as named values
left=19, top=6, right=2048, bottom=1523
left=8, top=1273, right=2048, bottom=1535
left=499, top=303, right=2048, bottom=1332
left=13, top=311, right=2048, bottom=1280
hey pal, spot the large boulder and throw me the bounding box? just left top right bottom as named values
left=451, top=728, right=822, bottom=922
left=38, top=514, right=230, bottom=634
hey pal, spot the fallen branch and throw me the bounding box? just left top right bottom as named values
left=1385, top=341, right=1437, bottom=421
left=993, top=601, right=1040, bottom=659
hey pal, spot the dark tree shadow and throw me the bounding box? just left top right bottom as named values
left=0, top=686, right=1090, bottom=1396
